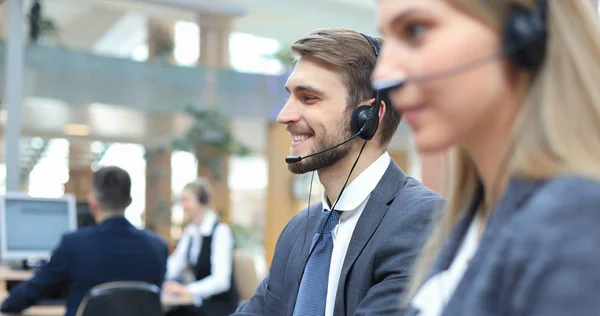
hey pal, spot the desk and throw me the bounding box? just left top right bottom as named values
left=0, top=266, right=193, bottom=315
left=1, top=305, right=64, bottom=316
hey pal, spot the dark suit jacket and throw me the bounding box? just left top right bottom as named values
left=0, top=216, right=169, bottom=316
left=234, top=160, right=444, bottom=315
left=406, top=175, right=600, bottom=316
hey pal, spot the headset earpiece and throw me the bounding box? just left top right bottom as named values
left=351, top=103, right=379, bottom=140
left=503, top=0, right=548, bottom=71
left=197, top=190, right=208, bottom=206
left=353, top=33, right=386, bottom=141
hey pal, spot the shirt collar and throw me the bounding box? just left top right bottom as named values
left=187, top=210, right=217, bottom=235
left=322, top=152, right=391, bottom=212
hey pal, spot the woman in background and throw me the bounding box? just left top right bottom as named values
left=164, top=178, right=239, bottom=316
left=374, top=0, right=600, bottom=315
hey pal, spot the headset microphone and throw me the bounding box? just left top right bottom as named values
left=372, top=51, right=504, bottom=93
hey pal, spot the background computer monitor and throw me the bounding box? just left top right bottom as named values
left=0, top=193, right=77, bottom=261
left=76, top=200, right=96, bottom=228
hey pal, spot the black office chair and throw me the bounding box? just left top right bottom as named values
left=76, top=281, right=165, bottom=316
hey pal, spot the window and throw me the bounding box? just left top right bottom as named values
left=229, top=32, right=284, bottom=75
left=28, top=139, right=69, bottom=198
left=174, top=21, right=200, bottom=66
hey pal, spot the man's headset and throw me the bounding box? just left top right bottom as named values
left=373, top=0, right=548, bottom=93
left=285, top=33, right=386, bottom=164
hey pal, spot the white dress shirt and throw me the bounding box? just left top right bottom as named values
left=411, top=215, right=482, bottom=316
left=321, top=152, right=390, bottom=316
left=166, top=210, right=234, bottom=307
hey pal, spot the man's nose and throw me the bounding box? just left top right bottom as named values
left=276, top=99, right=301, bottom=125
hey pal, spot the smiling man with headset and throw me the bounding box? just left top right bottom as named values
left=233, top=28, right=444, bottom=316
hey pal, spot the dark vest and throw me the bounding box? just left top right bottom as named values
left=187, top=221, right=239, bottom=315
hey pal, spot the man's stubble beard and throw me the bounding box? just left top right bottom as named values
left=287, top=118, right=354, bottom=174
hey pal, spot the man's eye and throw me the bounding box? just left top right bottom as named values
left=303, top=96, right=318, bottom=103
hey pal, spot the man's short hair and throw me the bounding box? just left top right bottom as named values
left=92, top=166, right=131, bottom=212
left=290, top=28, right=402, bottom=146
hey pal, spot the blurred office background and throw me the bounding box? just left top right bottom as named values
left=10, top=0, right=595, bottom=278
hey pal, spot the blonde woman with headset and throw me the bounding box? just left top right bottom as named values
left=163, top=178, right=239, bottom=316
left=373, top=0, right=600, bottom=315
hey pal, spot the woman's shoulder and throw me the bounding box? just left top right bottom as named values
left=523, top=175, right=600, bottom=218
left=508, top=175, right=600, bottom=256
left=214, top=221, right=233, bottom=235
left=500, top=176, right=600, bottom=314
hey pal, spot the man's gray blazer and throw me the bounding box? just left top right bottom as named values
left=234, top=160, right=444, bottom=315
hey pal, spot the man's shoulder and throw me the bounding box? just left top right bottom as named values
left=276, top=203, right=321, bottom=242
left=63, top=226, right=168, bottom=250
left=61, top=226, right=95, bottom=243
left=289, top=204, right=319, bottom=228
left=140, top=229, right=169, bottom=249
left=386, top=176, right=445, bottom=217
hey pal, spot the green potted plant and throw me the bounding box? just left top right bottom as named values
left=171, top=105, right=250, bottom=180
left=275, top=45, right=295, bottom=72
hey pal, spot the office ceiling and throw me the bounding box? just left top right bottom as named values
left=3, top=0, right=377, bottom=51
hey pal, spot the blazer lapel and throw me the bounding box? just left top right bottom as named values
left=334, top=161, right=406, bottom=313
left=285, top=202, right=324, bottom=315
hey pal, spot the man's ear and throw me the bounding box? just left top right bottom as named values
left=378, top=99, right=387, bottom=124
left=87, top=193, right=99, bottom=215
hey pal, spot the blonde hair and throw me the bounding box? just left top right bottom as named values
left=407, top=0, right=600, bottom=300
left=183, top=177, right=213, bottom=207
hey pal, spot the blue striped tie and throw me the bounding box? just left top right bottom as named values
left=293, top=210, right=341, bottom=316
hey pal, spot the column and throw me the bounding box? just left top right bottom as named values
left=196, top=148, right=231, bottom=224
left=265, top=122, right=296, bottom=266
left=197, top=12, right=232, bottom=110
left=195, top=12, right=233, bottom=223
left=389, top=150, right=408, bottom=171
left=0, top=5, right=6, bottom=40
left=64, top=167, right=93, bottom=200
left=197, top=12, right=231, bottom=68
left=145, top=148, right=173, bottom=246
left=65, top=141, right=93, bottom=200
left=144, top=18, right=175, bottom=246
left=3, top=0, right=24, bottom=192
left=20, top=179, right=29, bottom=193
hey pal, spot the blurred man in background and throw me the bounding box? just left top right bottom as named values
left=0, top=166, right=169, bottom=316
